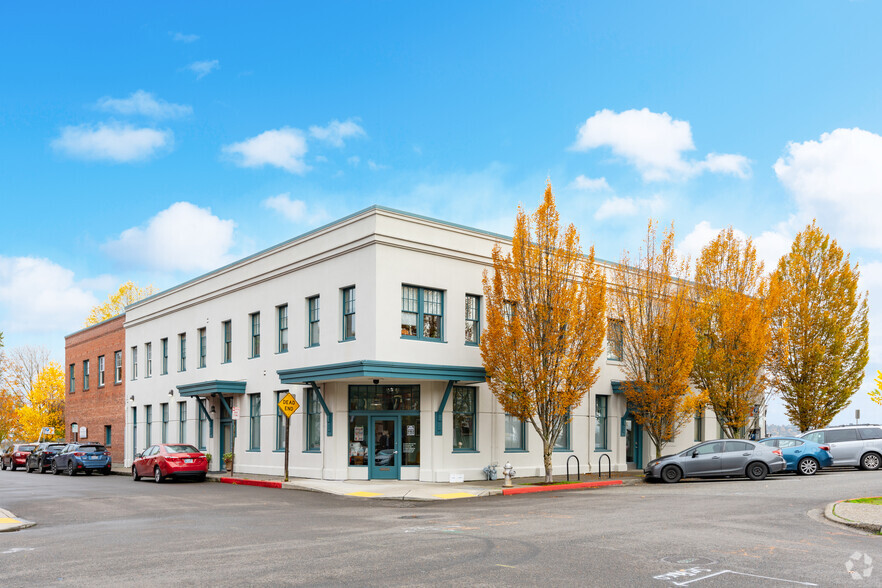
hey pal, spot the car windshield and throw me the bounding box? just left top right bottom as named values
left=164, top=445, right=200, bottom=454
left=47, top=445, right=65, bottom=451
left=758, top=439, right=775, bottom=446
left=18, top=445, right=36, bottom=452
left=80, top=446, right=106, bottom=453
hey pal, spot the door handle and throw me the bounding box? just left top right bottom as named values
left=711, top=456, right=720, bottom=459
left=742, top=453, right=750, bottom=456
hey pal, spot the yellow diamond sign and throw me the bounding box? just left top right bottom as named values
left=278, top=393, right=300, bottom=417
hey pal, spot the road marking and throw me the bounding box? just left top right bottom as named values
left=346, top=491, right=383, bottom=497
left=496, top=564, right=516, bottom=568
left=2, top=548, right=35, bottom=554
left=0, top=518, right=24, bottom=525
left=433, top=492, right=475, bottom=499
left=662, top=569, right=818, bottom=586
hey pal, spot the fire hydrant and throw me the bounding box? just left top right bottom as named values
left=502, top=461, right=515, bottom=487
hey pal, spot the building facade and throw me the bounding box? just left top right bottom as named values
left=64, top=314, right=126, bottom=464
left=123, top=206, right=758, bottom=481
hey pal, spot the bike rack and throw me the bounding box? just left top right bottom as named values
left=598, top=453, right=611, bottom=479
left=566, top=455, right=580, bottom=482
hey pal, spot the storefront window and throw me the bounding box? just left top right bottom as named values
left=505, top=414, right=526, bottom=451
left=401, top=415, right=420, bottom=466
left=306, top=388, right=321, bottom=452
left=348, top=385, right=420, bottom=411
left=452, top=386, right=476, bottom=450
left=348, top=415, right=368, bottom=466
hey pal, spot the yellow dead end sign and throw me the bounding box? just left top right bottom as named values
left=278, top=393, right=300, bottom=417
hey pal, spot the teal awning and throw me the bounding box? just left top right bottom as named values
left=176, top=380, right=247, bottom=397
left=278, top=361, right=486, bottom=384
left=612, top=381, right=625, bottom=394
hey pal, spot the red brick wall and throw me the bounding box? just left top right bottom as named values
left=64, top=315, right=126, bottom=464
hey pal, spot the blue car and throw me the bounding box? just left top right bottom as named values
left=52, top=443, right=112, bottom=476
left=757, top=436, right=832, bottom=475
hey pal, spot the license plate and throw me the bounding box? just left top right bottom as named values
left=89, top=456, right=97, bottom=460
left=185, top=459, right=193, bottom=463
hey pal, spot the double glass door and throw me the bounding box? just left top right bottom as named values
left=369, top=416, right=399, bottom=480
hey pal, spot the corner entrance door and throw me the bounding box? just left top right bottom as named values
left=625, top=417, right=642, bottom=469
left=369, top=416, right=399, bottom=480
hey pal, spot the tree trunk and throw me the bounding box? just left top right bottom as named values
left=543, top=442, right=554, bottom=483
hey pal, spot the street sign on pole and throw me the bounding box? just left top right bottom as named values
left=277, top=393, right=300, bottom=482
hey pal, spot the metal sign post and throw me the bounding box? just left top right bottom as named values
left=278, top=393, right=301, bottom=482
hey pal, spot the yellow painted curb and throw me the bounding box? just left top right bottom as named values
left=432, top=492, right=475, bottom=499
left=346, top=491, right=383, bottom=497
left=0, top=518, right=23, bottom=525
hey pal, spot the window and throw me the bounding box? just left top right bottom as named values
left=69, top=363, right=75, bottom=393
left=83, top=360, right=90, bottom=391
left=554, top=410, right=571, bottom=451
left=161, top=403, right=169, bottom=443
left=342, top=287, right=355, bottom=341
left=98, top=355, right=105, bottom=387
left=277, top=305, right=288, bottom=353
left=725, top=440, right=754, bottom=452
left=826, top=428, right=858, bottom=443
left=249, top=393, right=261, bottom=450
left=131, top=346, right=138, bottom=380
left=275, top=391, right=287, bottom=451
left=161, top=338, right=168, bottom=375
left=222, top=320, right=232, bottom=363
left=104, top=425, right=112, bottom=447
left=503, top=300, right=517, bottom=323
left=248, top=312, right=260, bottom=358
left=114, top=351, right=122, bottom=383
left=465, top=295, right=480, bottom=345
left=307, top=297, right=320, bottom=347
left=197, top=400, right=207, bottom=451
left=803, top=431, right=823, bottom=444
left=859, top=427, right=882, bottom=440
left=198, top=328, right=206, bottom=368
left=505, top=414, right=526, bottom=451
left=401, top=285, right=443, bottom=340
left=178, top=402, right=187, bottom=443
left=607, top=318, right=624, bottom=361
left=452, top=387, right=476, bottom=450
left=145, top=405, right=152, bottom=446
left=694, top=409, right=704, bottom=442
left=692, top=441, right=724, bottom=455
left=595, top=395, right=608, bottom=450
left=179, top=333, right=187, bottom=371
left=306, top=388, right=321, bottom=451
left=131, top=407, right=137, bottom=459
left=346, top=385, right=421, bottom=467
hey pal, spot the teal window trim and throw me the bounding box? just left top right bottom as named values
left=504, top=449, right=529, bottom=454
left=222, top=320, right=232, bottom=363
left=273, top=449, right=285, bottom=453
left=305, top=387, right=321, bottom=450
left=275, top=391, right=286, bottom=451
left=401, top=285, right=444, bottom=342
left=465, top=294, right=480, bottom=346
left=160, top=403, right=169, bottom=443
left=69, top=363, right=75, bottom=393
left=342, top=286, right=355, bottom=341
left=131, top=346, right=138, bottom=380
left=307, top=296, right=320, bottom=347
left=307, top=381, right=332, bottom=436
left=82, top=360, right=89, bottom=391
left=114, top=351, right=122, bottom=384
left=104, top=425, right=112, bottom=446
left=198, top=328, right=206, bottom=368
left=594, top=449, right=613, bottom=453
left=277, top=304, right=288, bottom=353
left=250, top=312, right=260, bottom=358
left=246, top=449, right=261, bottom=453
left=553, top=410, right=572, bottom=452
left=178, top=401, right=187, bottom=443
left=161, top=338, right=168, bottom=375
left=131, top=407, right=138, bottom=459
left=179, top=333, right=187, bottom=372
left=452, top=385, right=476, bottom=451
left=434, top=380, right=456, bottom=435
left=145, top=404, right=152, bottom=446
left=249, top=393, right=261, bottom=451
left=504, top=414, right=527, bottom=451
left=302, top=449, right=322, bottom=454
left=595, top=395, right=609, bottom=450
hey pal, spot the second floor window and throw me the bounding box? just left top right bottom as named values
left=198, top=328, right=206, bottom=368
left=223, top=321, right=232, bottom=363
left=114, top=351, right=122, bottom=383
left=83, top=360, right=90, bottom=391
left=401, top=285, right=443, bottom=341
left=465, top=295, right=480, bottom=345
left=131, top=346, right=138, bottom=380
left=278, top=305, right=288, bottom=353
left=161, top=338, right=168, bottom=375
left=145, top=342, right=152, bottom=377
left=342, top=287, right=355, bottom=341
left=307, top=297, right=320, bottom=347
left=179, top=333, right=187, bottom=371
left=607, top=318, right=624, bottom=361
left=250, top=312, right=260, bottom=358
left=98, top=355, right=105, bottom=387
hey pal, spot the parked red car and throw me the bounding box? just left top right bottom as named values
left=1, top=443, right=38, bottom=471
left=132, top=444, right=208, bottom=483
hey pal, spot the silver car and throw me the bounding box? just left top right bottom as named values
left=800, top=425, right=882, bottom=470
left=644, top=439, right=786, bottom=483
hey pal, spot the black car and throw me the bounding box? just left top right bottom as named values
left=26, top=442, right=66, bottom=473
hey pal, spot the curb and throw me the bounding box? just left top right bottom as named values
left=220, top=477, right=282, bottom=489
left=824, top=500, right=882, bottom=534
left=502, top=479, right=623, bottom=495
left=0, top=508, right=36, bottom=533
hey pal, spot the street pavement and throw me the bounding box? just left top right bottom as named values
left=1, top=467, right=881, bottom=586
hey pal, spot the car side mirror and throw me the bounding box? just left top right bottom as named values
left=691, top=451, right=699, bottom=458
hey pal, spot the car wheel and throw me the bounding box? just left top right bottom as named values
left=746, top=462, right=768, bottom=481
left=1, top=461, right=6, bottom=471
left=25, top=462, right=33, bottom=473
left=52, top=462, right=60, bottom=475
left=132, top=466, right=141, bottom=481
left=797, top=457, right=819, bottom=476
left=10, top=463, right=17, bottom=471
left=66, top=461, right=76, bottom=476
left=660, top=465, right=682, bottom=484
left=860, top=452, right=881, bottom=471
left=154, top=467, right=163, bottom=484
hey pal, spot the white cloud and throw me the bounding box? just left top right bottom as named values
left=677, top=221, right=792, bottom=273
left=0, top=256, right=99, bottom=333
left=102, top=202, right=236, bottom=272
left=308, top=119, right=366, bottom=147
left=570, top=175, right=610, bottom=191
left=187, top=59, right=219, bottom=79
left=262, top=193, right=327, bottom=225
left=572, top=108, right=751, bottom=182
left=52, top=123, right=172, bottom=162
left=347, top=156, right=360, bottom=166
left=367, top=159, right=387, bottom=171
left=96, top=90, right=192, bottom=119
left=774, top=128, right=882, bottom=250
left=222, top=127, right=310, bottom=174
left=171, top=32, right=199, bottom=43
left=593, top=194, right=663, bottom=221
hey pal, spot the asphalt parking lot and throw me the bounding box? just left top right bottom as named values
left=1, top=467, right=880, bottom=586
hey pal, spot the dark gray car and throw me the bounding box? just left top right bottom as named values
left=801, top=425, right=882, bottom=470
left=643, top=439, right=787, bottom=483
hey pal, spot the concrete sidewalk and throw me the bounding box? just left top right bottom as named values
left=825, top=498, right=882, bottom=534
left=0, top=508, right=36, bottom=532
left=112, top=466, right=643, bottom=500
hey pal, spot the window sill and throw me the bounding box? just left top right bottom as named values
left=222, top=361, right=232, bottom=365
left=504, top=449, right=529, bottom=453
left=275, top=350, right=288, bottom=355
left=465, top=342, right=480, bottom=347
left=246, top=449, right=261, bottom=453
left=452, top=449, right=479, bottom=453
left=400, top=336, right=447, bottom=344
left=249, top=355, right=260, bottom=360
left=338, top=338, right=355, bottom=343
left=594, top=449, right=612, bottom=453
left=273, top=449, right=285, bottom=453
left=302, top=449, right=321, bottom=454
left=305, top=344, right=319, bottom=349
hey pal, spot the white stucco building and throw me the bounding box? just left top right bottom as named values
left=123, top=205, right=761, bottom=481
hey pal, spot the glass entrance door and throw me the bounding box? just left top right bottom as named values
left=625, top=417, right=642, bottom=469
left=369, top=416, right=399, bottom=479
left=220, top=422, right=232, bottom=469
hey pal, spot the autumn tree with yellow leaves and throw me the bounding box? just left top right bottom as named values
left=15, top=362, right=65, bottom=440
left=691, top=228, right=780, bottom=439
left=0, top=346, right=62, bottom=442
left=769, top=222, right=869, bottom=432
left=609, top=221, right=702, bottom=458
left=85, top=281, right=155, bottom=326
left=481, top=182, right=607, bottom=483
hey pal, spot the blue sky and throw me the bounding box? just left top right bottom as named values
left=2, top=2, right=881, bottom=425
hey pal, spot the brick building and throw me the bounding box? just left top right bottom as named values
left=64, top=314, right=126, bottom=464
